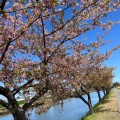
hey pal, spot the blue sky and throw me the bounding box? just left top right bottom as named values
left=76, top=8, right=120, bottom=82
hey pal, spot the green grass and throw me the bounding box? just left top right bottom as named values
left=18, top=99, right=25, bottom=105
left=0, top=104, right=4, bottom=109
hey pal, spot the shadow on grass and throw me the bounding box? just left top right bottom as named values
left=94, top=97, right=110, bottom=113
left=93, top=94, right=120, bottom=113
left=94, top=107, right=120, bottom=113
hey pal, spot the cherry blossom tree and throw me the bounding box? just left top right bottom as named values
left=0, top=0, right=120, bottom=120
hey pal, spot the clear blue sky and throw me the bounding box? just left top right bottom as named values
left=76, top=8, right=120, bottom=83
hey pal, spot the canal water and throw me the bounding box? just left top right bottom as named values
left=0, top=91, right=104, bottom=120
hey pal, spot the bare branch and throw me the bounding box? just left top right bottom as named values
left=22, top=87, right=48, bottom=111
left=13, top=78, right=35, bottom=96
left=0, top=41, right=10, bottom=64
left=0, top=0, right=7, bottom=13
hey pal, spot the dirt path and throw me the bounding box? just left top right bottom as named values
left=113, top=88, right=120, bottom=117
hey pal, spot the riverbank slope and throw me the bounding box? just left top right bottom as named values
left=82, top=89, right=120, bottom=120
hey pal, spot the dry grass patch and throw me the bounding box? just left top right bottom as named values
left=82, top=90, right=120, bottom=120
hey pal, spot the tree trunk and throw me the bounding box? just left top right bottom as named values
left=103, top=90, right=105, bottom=95
left=1, top=88, right=28, bottom=120
left=12, top=108, right=27, bottom=120
left=96, top=89, right=101, bottom=102
left=87, top=92, right=94, bottom=114
left=106, top=88, right=110, bottom=95
left=76, top=91, right=94, bottom=114
left=78, top=87, right=94, bottom=114
left=78, top=94, right=94, bottom=114
left=102, top=87, right=106, bottom=95
left=88, top=102, right=94, bottom=114
left=0, top=86, right=48, bottom=120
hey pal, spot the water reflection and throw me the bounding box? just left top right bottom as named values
left=0, top=92, right=104, bottom=120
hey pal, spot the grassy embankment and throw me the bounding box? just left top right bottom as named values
left=81, top=89, right=120, bottom=120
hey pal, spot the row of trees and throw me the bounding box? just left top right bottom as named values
left=50, top=41, right=115, bottom=114
left=0, top=0, right=120, bottom=120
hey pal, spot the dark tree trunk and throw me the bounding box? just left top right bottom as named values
left=0, top=87, right=28, bottom=120
left=78, top=94, right=94, bottom=114
left=106, top=88, right=110, bottom=95
left=87, top=92, right=94, bottom=114
left=7, top=92, right=28, bottom=120
left=103, top=90, right=106, bottom=95
left=0, top=84, right=48, bottom=120
left=12, top=108, right=27, bottom=120
left=96, top=88, right=101, bottom=102
left=106, top=90, right=108, bottom=95
left=76, top=90, right=94, bottom=114
left=102, top=87, right=106, bottom=96
left=88, top=102, right=94, bottom=114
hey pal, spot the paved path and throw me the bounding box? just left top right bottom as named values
left=114, top=88, right=120, bottom=117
